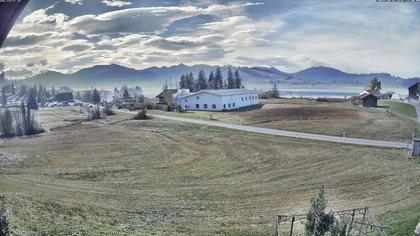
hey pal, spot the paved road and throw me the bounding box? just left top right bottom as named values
left=137, top=113, right=409, bottom=149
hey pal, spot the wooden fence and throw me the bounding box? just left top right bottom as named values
left=274, top=207, right=387, bottom=236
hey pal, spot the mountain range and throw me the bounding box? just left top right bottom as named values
left=6, top=63, right=420, bottom=89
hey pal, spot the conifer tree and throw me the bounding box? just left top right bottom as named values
left=234, top=70, right=242, bottom=89
left=305, top=186, right=335, bottom=236
left=215, top=66, right=223, bottom=90
left=197, top=70, right=208, bottom=90
left=227, top=67, right=235, bottom=89
left=208, top=71, right=215, bottom=89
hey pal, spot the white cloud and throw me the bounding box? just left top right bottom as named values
left=102, top=0, right=132, bottom=7
left=65, top=0, right=83, bottom=5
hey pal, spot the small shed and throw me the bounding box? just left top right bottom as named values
left=411, top=138, right=420, bottom=157
left=359, top=93, right=378, bottom=107
left=408, top=82, right=420, bottom=100
left=54, top=92, right=73, bottom=102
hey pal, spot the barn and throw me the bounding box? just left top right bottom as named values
left=359, top=93, right=378, bottom=107
left=408, top=82, right=420, bottom=100
left=180, top=89, right=259, bottom=111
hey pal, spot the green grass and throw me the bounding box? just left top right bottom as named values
left=378, top=100, right=418, bottom=118
left=0, top=108, right=419, bottom=235
left=379, top=203, right=420, bottom=236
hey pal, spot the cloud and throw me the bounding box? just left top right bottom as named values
left=27, top=60, right=48, bottom=67
left=65, top=3, right=261, bottom=36
left=65, top=0, right=83, bottom=5
left=3, top=33, right=54, bottom=47
left=0, top=63, right=4, bottom=71
left=102, top=0, right=132, bottom=7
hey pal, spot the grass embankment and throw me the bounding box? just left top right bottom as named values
left=380, top=202, right=420, bottom=235
left=378, top=100, right=417, bottom=118
left=150, top=99, right=419, bottom=142
left=0, top=108, right=419, bottom=235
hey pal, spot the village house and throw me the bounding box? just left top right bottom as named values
left=180, top=89, right=259, bottom=111
left=358, top=93, right=378, bottom=107
left=408, top=82, right=420, bottom=100
left=156, top=89, right=178, bottom=104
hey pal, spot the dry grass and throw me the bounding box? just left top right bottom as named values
left=151, top=99, right=419, bottom=142
left=0, top=108, right=419, bottom=235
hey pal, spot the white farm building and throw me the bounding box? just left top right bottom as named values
left=179, top=89, right=259, bottom=111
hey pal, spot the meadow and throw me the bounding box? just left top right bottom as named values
left=0, top=106, right=419, bottom=235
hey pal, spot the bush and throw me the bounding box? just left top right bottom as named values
left=133, top=109, right=148, bottom=120
left=103, top=103, right=115, bottom=116
left=87, top=106, right=101, bottom=121
left=0, top=104, right=44, bottom=138
left=0, top=193, right=9, bottom=236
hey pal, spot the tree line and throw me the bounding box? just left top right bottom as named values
left=179, top=66, right=242, bottom=92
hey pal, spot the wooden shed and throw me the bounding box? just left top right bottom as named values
left=408, top=82, right=420, bottom=100
left=359, top=93, right=378, bottom=107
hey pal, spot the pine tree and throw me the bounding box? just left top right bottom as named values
left=197, top=70, right=208, bottom=90
left=51, top=87, right=56, bottom=97
left=227, top=67, right=235, bottom=89
left=187, top=73, right=195, bottom=91
left=122, top=89, right=130, bottom=100
left=1, top=87, right=6, bottom=107
left=208, top=71, right=215, bottom=89
left=27, top=87, right=38, bottom=110
left=92, top=88, right=101, bottom=104
left=305, top=187, right=335, bottom=236
left=180, top=74, right=186, bottom=89
left=234, top=70, right=242, bottom=89
left=215, top=66, right=223, bottom=90
left=11, top=83, right=15, bottom=95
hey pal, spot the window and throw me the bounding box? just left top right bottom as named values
left=245, top=97, right=247, bottom=101
left=212, top=104, right=216, bottom=109
left=233, top=103, right=235, bottom=107
left=249, top=96, right=251, bottom=100
left=228, top=103, right=231, bottom=108
left=223, top=104, right=226, bottom=109
left=196, top=104, right=199, bottom=109
left=184, top=99, right=187, bottom=102
left=196, top=96, right=200, bottom=99
left=204, top=104, right=208, bottom=109
left=185, top=105, right=187, bottom=108
left=241, top=97, right=244, bottom=101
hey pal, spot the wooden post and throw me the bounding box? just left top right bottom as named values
left=347, top=209, right=355, bottom=235
left=358, top=207, right=367, bottom=236
left=275, top=216, right=281, bottom=236
left=289, top=216, right=295, bottom=236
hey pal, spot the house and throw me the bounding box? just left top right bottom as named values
left=408, top=82, right=420, bottom=100
left=156, top=89, right=178, bottom=104
left=180, top=89, right=259, bottom=111
left=358, top=93, right=378, bottom=107
left=54, top=92, right=73, bottom=102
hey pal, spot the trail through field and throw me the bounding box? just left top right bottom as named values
left=135, top=112, right=410, bottom=149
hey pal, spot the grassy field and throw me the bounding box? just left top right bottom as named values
left=0, top=107, right=419, bottom=235
left=150, top=99, right=420, bottom=142
left=378, top=100, right=418, bottom=118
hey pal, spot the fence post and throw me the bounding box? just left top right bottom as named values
left=275, top=216, right=281, bottom=236
left=347, top=209, right=355, bottom=235
left=358, top=207, right=367, bottom=236
left=289, top=216, right=295, bottom=236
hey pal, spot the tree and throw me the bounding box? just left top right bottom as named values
left=180, top=74, right=186, bottom=89
left=197, top=70, right=208, bottom=90
left=305, top=187, right=335, bottom=236
left=227, top=67, right=235, bottom=89
left=215, top=66, right=223, bottom=90
left=92, top=88, right=101, bottom=104
left=187, top=73, right=195, bottom=91
left=1, top=87, right=6, bottom=107
left=0, top=109, right=13, bottom=137
left=51, top=86, right=56, bottom=97
left=11, top=83, right=15, bottom=95
left=19, top=85, right=27, bottom=97
left=208, top=71, right=215, bottom=89
left=27, top=87, right=38, bottom=110
left=369, top=78, right=381, bottom=94
left=234, top=70, right=242, bottom=89
left=122, top=89, right=130, bottom=100
left=162, top=85, right=173, bottom=105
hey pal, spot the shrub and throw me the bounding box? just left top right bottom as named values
left=87, top=106, right=101, bottom=121
left=133, top=109, right=148, bottom=120
left=103, top=103, right=115, bottom=116
left=305, top=186, right=335, bottom=236
left=0, top=109, right=14, bottom=138
left=0, top=192, right=9, bottom=236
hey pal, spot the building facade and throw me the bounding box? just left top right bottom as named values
left=180, top=89, right=259, bottom=111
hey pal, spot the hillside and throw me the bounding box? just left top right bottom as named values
left=3, top=64, right=417, bottom=89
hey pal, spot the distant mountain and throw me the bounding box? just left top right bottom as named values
left=7, top=63, right=417, bottom=89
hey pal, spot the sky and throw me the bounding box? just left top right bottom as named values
left=0, top=0, right=419, bottom=80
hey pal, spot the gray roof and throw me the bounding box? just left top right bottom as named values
left=182, top=89, right=257, bottom=98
